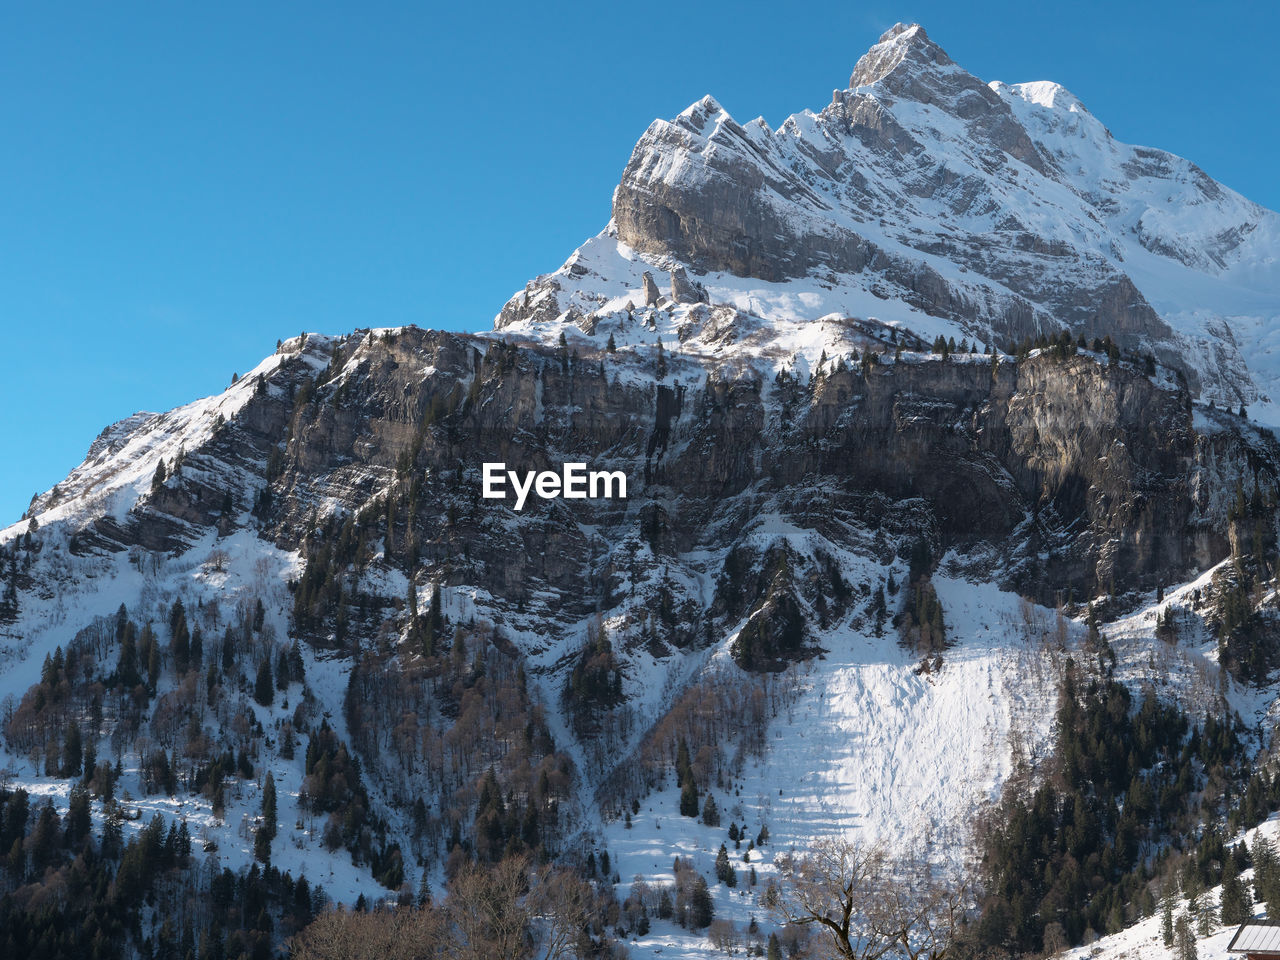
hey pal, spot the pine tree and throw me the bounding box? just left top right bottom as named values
left=254, top=658, right=274, bottom=707
left=61, top=722, right=82, bottom=778
left=1175, top=914, right=1198, bottom=960
left=29, top=799, right=60, bottom=871
left=66, top=785, right=91, bottom=846
left=428, top=584, right=444, bottom=648
left=417, top=869, right=432, bottom=906
left=168, top=597, right=185, bottom=638
left=607, top=333, right=617, bottom=353
left=252, top=778, right=277, bottom=870
left=147, top=638, right=161, bottom=692
left=767, top=932, right=783, bottom=960
left=176, top=819, right=192, bottom=864
left=658, top=888, right=674, bottom=919
left=118, top=625, right=140, bottom=688
left=1221, top=853, right=1251, bottom=925
left=701, top=793, right=721, bottom=827
left=715, top=843, right=733, bottom=884
left=1254, top=834, right=1280, bottom=917
left=675, top=738, right=692, bottom=783
left=1162, top=891, right=1176, bottom=947
left=222, top=626, right=235, bottom=674
left=680, top=779, right=699, bottom=818
left=262, top=773, right=278, bottom=839
left=689, top=875, right=714, bottom=928
left=675, top=737, right=699, bottom=816
left=254, top=824, right=272, bottom=866
left=172, top=612, right=191, bottom=673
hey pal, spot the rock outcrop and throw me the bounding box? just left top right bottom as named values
left=669, top=265, right=706, bottom=304
left=62, top=328, right=1276, bottom=629
left=641, top=271, right=661, bottom=306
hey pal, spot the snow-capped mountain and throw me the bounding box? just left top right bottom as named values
left=502, top=23, right=1280, bottom=417
left=3, top=22, right=1280, bottom=960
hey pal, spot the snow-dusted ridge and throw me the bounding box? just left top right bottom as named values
left=501, top=21, right=1280, bottom=422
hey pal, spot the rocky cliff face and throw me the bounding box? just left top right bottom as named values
left=48, top=324, right=1275, bottom=648
left=327, top=343, right=1266, bottom=607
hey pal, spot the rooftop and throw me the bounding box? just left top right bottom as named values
left=1229, top=922, right=1280, bottom=953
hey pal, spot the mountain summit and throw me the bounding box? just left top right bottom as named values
left=501, top=22, right=1279, bottom=417
left=848, top=23, right=958, bottom=89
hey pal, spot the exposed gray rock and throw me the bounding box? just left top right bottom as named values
left=670, top=265, right=706, bottom=303
left=87, top=325, right=1275, bottom=615
left=641, top=271, right=661, bottom=306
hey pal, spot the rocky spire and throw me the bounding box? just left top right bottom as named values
left=848, top=23, right=953, bottom=90
left=830, top=21, right=1048, bottom=173
left=641, top=271, right=661, bottom=306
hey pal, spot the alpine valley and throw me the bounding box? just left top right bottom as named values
left=4, top=22, right=1280, bottom=960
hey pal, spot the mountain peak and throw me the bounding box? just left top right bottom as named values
left=849, top=21, right=953, bottom=89
left=878, top=21, right=929, bottom=44
left=674, top=94, right=729, bottom=133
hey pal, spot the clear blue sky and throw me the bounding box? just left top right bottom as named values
left=2, top=0, right=1276, bottom=524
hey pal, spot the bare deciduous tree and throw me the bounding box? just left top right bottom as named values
left=875, top=862, right=968, bottom=960
left=772, top=838, right=968, bottom=960
left=290, top=855, right=623, bottom=960
left=527, top=865, right=596, bottom=960
left=288, top=904, right=455, bottom=960
left=448, top=854, right=531, bottom=960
